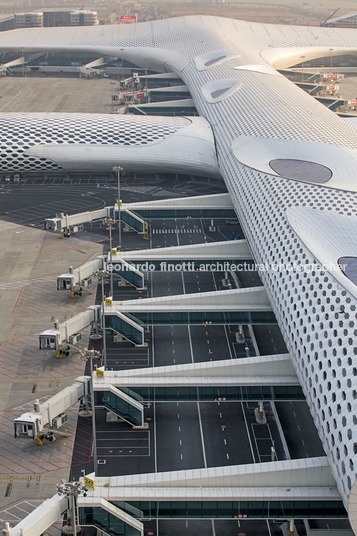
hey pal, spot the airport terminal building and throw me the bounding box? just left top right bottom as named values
left=0, top=15, right=357, bottom=536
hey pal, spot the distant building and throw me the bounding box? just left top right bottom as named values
left=0, top=17, right=15, bottom=32
left=0, top=10, right=99, bottom=31
left=14, top=12, right=43, bottom=28
left=69, top=11, right=98, bottom=26
left=42, top=10, right=70, bottom=27
left=43, top=10, right=98, bottom=27
left=322, top=13, right=357, bottom=28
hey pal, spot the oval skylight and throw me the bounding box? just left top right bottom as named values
left=338, top=257, right=357, bottom=286
left=194, top=50, right=239, bottom=71
left=269, top=158, right=332, bottom=183
left=201, top=78, right=242, bottom=103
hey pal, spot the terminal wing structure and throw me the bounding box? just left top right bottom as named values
left=0, top=15, right=357, bottom=531
left=0, top=114, right=219, bottom=176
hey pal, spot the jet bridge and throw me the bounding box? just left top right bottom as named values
left=137, top=72, right=183, bottom=87
left=44, top=205, right=146, bottom=236
left=93, top=354, right=304, bottom=404
left=57, top=256, right=104, bottom=292
left=44, top=206, right=114, bottom=234
left=3, top=495, right=69, bottom=536
left=39, top=306, right=100, bottom=350
left=44, top=194, right=235, bottom=239
left=148, top=85, right=191, bottom=101
left=57, top=255, right=146, bottom=292
left=93, top=353, right=301, bottom=429
left=0, top=53, right=45, bottom=76
left=103, top=287, right=275, bottom=346
left=112, top=239, right=252, bottom=266
left=117, top=193, right=235, bottom=231
left=120, top=192, right=235, bottom=220
left=52, top=287, right=272, bottom=350
left=0, top=56, right=26, bottom=75
left=315, top=95, right=347, bottom=111
left=14, top=376, right=91, bottom=442
left=127, top=99, right=197, bottom=116
left=76, top=458, right=343, bottom=531
left=3, top=457, right=342, bottom=536
left=79, top=57, right=107, bottom=78
left=110, top=239, right=253, bottom=288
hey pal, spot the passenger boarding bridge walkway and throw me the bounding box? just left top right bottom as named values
left=4, top=456, right=346, bottom=536
left=49, top=237, right=267, bottom=349
left=103, top=286, right=275, bottom=346
left=75, top=457, right=345, bottom=536
left=109, top=238, right=253, bottom=289
left=43, top=280, right=272, bottom=349
left=44, top=193, right=236, bottom=236
left=92, top=354, right=303, bottom=427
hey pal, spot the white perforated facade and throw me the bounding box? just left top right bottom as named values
left=0, top=114, right=218, bottom=176
left=0, top=15, right=356, bottom=531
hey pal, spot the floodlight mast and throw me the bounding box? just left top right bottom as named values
left=102, top=217, right=115, bottom=297
left=112, top=165, right=123, bottom=250
left=95, top=269, right=109, bottom=370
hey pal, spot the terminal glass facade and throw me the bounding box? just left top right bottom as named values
left=109, top=385, right=305, bottom=402
left=78, top=500, right=347, bottom=524
left=79, top=507, right=141, bottom=536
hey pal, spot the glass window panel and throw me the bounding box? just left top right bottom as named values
left=218, top=501, right=234, bottom=517
left=202, top=502, right=216, bottom=517
left=187, top=502, right=201, bottom=517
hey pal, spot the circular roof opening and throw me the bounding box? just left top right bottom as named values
left=269, top=158, right=332, bottom=183
left=339, top=257, right=357, bottom=286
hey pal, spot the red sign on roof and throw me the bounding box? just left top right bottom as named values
left=120, top=15, right=137, bottom=23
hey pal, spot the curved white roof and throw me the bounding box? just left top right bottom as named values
left=232, top=136, right=357, bottom=192
left=286, top=206, right=357, bottom=299
left=0, top=113, right=219, bottom=176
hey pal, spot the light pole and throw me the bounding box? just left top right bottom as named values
left=56, top=478, right=89, bottom=535
left=82, top=347, right=101, bottom=474
left=145, top=58, right=148, bottom=102
left=112, top=165, right=123, bottom=250
left=95, top=269, right=109, bottom=370
left=70, top=345, right=101, bottom=475
left=103, top=217, right=115, bottom=297
left=109, top=220, right=113, bottom=297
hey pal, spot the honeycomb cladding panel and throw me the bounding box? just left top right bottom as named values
left=231, top=166, right=357, bottom=498
left=182, top=54, right=357, bottom=502
left=99, top=17, right=357, bottom=507
left=0, top=114, right=191, bottom=172
left=1, top=16, right=357, bottom=54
